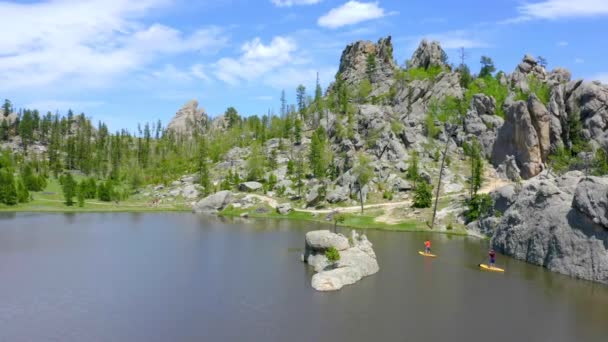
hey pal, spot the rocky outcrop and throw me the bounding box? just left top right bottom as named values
left=192, top=191, right=233, bottom=214
left=573, top=177, right=608, bottom=229
left=276, top=203, right=293, bottom=215
left=336, top=36, right=396, bottom=94
left=492, top=100, right=544, bottom=179
left=409, top=40, right=448, bottom=70
left=463, top=94, right=504, bottom=157
left=303, top=230, right=379, bottom=291
left=166, top=100, right=208, bottom=136
left=510, top=54, right=547, bottom=92
left=238, top=182, right=263, bottom=192
left=490, top=172, right=608, bottom=284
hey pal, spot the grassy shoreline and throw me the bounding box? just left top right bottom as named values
left=219, top=206, right=470, bottom=236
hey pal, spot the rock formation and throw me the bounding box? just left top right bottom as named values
left=409, top=40, right=448, bottom=70
left=485, top=172, right=608, bottom=284
left=336, top=36, right=396, bottom=95
left=303, top=230, right=379, bottom=291
left=166, top=100, right=208, bottom=136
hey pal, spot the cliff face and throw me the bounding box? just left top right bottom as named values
left=488, top=172, right=608, bottom=284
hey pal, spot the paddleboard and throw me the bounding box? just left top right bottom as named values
left=479, top=264, right=505, bottom=272
left=418, top=251, right=437, bottom=258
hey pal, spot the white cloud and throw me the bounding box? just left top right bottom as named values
left=214, top=36, right=297, bottom=84
left=0, top=0, right=227, bottom=91
left=557, top=41, right=569, bottom=47
left=575, top=58, right=585, bottom=64
left=271, top=0, right=322, bottom=7
left=515, top=0, right=608, bottom=20
left=318, top=1, right=393, bottom=29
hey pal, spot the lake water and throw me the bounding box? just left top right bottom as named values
left=0, top=213, right=607, bottom=342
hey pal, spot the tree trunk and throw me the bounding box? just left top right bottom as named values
left=431, top=128, right=452, bottom=229
left=359, top=182, right=364, bottom=214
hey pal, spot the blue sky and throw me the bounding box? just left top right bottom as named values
left=1, top=0, right=607, bottom=131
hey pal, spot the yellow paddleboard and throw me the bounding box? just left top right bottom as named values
left=479, top=264, right=505, bottom=272
left=418, top=251, right=437, bottom=258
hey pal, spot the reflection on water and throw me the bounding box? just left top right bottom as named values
left=0, top=213, right=606, bottom=342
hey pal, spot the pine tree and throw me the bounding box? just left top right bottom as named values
left=62, top=173, right=77, bottom=206
left=280, top=90, right=287, bottom=117
left=366, top=54, right=376, bottom=80
left=19, top=110, right=35, bottom=154
left=198, top=137, right=212, bottom=196
left=479, top=56, right=496, bottom=78
left=296, top=85, right=307, bottom=120
left=309, top=127, right=328, bottom=179
left=16, top=179, right=29, bottom=203
left=0, top=169, right=18, bottom=205
left=246, top=142, right=265, bottom=181
left=413, top=181, right=432, bottom=208
left=353, top=153, right=373, bottom=213
left=2, top=99, right=11, bottom=117
left=77, top=181, right=86, bottom=207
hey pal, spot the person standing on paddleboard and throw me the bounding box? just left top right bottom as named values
left=489, top=249, right=496, bottom=268
left=424, top=240, right=431, bottom=254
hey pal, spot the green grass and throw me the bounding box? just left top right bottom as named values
left=0, top=177, right=190, bottom=213
left=220, top=204, right=469, bottom=236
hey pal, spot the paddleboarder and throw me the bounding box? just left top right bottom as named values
left=489, top=249, right=496, bottom=268
left=424, top=240, right=431, bottom=254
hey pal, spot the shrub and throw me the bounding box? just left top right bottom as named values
left=413, top=181, right=433, bottom=208
left=325, top=246, right=341, bottom=264
left=465, top=76, right=509, bottom=118
left=405, top=66, right=443, bottom=81
left=465, top=194, right=493, bottom=222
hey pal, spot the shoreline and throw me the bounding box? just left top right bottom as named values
left=0, top=205, right=472, bottom=236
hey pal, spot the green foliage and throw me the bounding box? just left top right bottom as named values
left=403, top=66, right=443, bottom=81
left=357, top=79, right=372, bottom=103
left=97, top=180, right=114, bottom=202
left=309, top=127, right=331, bottom=179
left=21, top=163, right=46, bottom=191
left=16, top=179, right=29, bottom=203
left=406, top=151, right=419, bottom=182
left=198, top=138, right=211, bottom=196
left=353, top=153, right=374, bottom=213
left=391, top=121, right=404, bottom=136
left=383, top=190, right=394, bottom=201
left=425, top=110, right=440, bottom=138
left=548, top=146, right=578, bottom=174
left=325, top=246, right=341, bottom=264
left=0, top=169, right=17, bottom=205
left=77, top=181, right=86, bottom=207
left=528, top=76, right=551, bottom=105
left=366, top=53, right=376, bottom=80
left=413, top=181, right=433, bottom=208
left=465, top=194, right=493, bottom=222
left=516, top=76, right=551, bottom=105
left=466, top=76, right=509, bottom=117
left=61, top=173, right=77, bottom=206
left=479, top=56, right=496, bottom=78
left=457, top=64, right=472, bottom=89
left=333, top=213, right=346, bottom=231
left=592, top=148, right=608, bottom=176
left=468, top=139, right=484, bottom=196
left=246, top=142, right=265, bottom=181
left=225, top=107, right=240, bottom=129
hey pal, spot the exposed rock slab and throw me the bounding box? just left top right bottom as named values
left=304, top=230, right=379, bottom=291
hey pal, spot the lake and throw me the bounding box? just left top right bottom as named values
left=0, top=213, right=607, bottom=341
